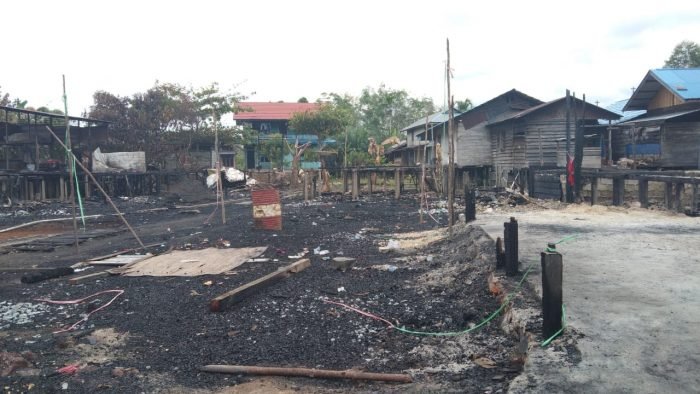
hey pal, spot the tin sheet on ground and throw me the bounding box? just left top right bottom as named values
left=119, top=247, right=267, bottom=277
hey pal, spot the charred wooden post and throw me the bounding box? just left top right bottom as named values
left=464, top=185, right=476, bottom=222
left=674, top=183, right=684, bottom=212
left=665, top=182, right=673, bottom=210
left=590, top=177, right=598, bottom=206
left=612, top=177, right=624, bottom=206
left=504, top=217, right=519, bottom=276
left=495, top=237, right=505, bottom=269
left=541, top=248, right=563, bottom=338
left=342, top=169, right=349, bottom=194
left=394, top=168, right=400, bottom=200
left=303, top=173, right=309, bottom=201
left=692, top=184, right=699, bottom=213
left=351, top=169, right=359, bottom=201
left=638, top=179, right=649, bottom=209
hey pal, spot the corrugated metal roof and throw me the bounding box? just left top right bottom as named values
left=400, top=108, right=462, bottom=132
left=598, top=99, right=646, bottom=124
left=624, top=68, right=700, bottom=111
left=488, top=96, right=620, bottom=126
left=652, top=68, right=700, bottom=100
left=233, top=102, right=320, bottom=121
left=618, top=108, right=700, bottom=125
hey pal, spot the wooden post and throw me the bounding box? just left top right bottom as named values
left=612, top=177, right=624, bottom=206
left=312, top=173, right=317, bottom=198
left=674, top=183, right=684, bottom=212
left=394, top=168, right=400, bottom=200
left=464, top=184, right=476, bottom=222
left=638, top=179, right=649, bottom=208
left=368, top=172, right=373, bottom=195
left=382, top=170, right=387, bottom=193
left=665, top=182, right=673, bottom=210
left=40, top=178, right=46, bottom=201
left=504, top=217, right=518, bottom=276
left=351, top=169, right=359, bottom=201
left=342, top=169, right=348, bottom=194
left=303, top=173, right=309, bottom=201
left=692, top=184, right=698, bottom=213
left=541, top=249, right=563, bottom=339
left=59, top=176, right=66, bottom=201
left=590, top=177, right=598, bottom=206
left=495, top=237, right=505, bottom=269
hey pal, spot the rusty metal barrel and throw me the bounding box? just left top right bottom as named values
left=251, top=187, right=282, bottom=230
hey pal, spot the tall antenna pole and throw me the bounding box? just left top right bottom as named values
left=446, top=38, right=455, bottom=231
left=63, top=75, right=80, bottom=253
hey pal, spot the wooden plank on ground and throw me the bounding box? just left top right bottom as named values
left=88, top=253, right=153, bottom=266
left=68, top=269, right=119, bottom=285
left=87, top=242, right=163, bottom=262
left=210, top=259, right=311, bottom=312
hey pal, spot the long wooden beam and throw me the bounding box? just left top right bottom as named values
left=200, top=365, right=413, bottom=383
left=209, top=259, right=311, bottom=312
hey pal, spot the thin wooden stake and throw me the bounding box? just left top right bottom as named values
left=44, top=126, right=145, bottom=248
left=446, top=38, right=455, bottom=231
left=62, top=75, right=80, bottom=254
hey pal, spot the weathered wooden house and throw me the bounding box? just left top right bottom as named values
left=486, top=97, right=620, bottom=186
left=389, top=89, right=542, bottom=186
left=456, top=89, right=542, bottom=184
left=618, top=68, right=700, bottom=168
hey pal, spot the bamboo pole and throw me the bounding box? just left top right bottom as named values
left=200, top=365, right=413, bottom=383
left=44, top=126, right=145, bottom=248
left=62, top=75, right=80, bottom=254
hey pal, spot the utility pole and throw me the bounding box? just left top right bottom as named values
left=63, top=75, right=79, bottom=254
left=565, top=89, right=573, bottom=203
left=446, top=38, right=455, bottom=231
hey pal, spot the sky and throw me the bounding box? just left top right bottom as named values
left=1, top=0, right=699, bottom=121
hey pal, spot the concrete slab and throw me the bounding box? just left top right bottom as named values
left=475, top=205, right=700, bottom=393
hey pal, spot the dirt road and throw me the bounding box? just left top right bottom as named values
left=477, top=205, right=700, bottom=393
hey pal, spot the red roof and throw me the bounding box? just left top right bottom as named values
left=233, top=102, right=320, bottom=121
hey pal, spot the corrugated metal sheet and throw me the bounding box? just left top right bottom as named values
left=600, top=99, right=646, bottom=124
left=400, top=108, right=463, bottom=133
left=652, top=69, right=700, bottom=101
left=619, top=108, right=700, bottom=125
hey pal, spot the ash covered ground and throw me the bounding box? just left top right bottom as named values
left=0, top=179, right=534, bottom=393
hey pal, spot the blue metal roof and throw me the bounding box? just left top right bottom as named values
left=599, top=99, right=646, bottom=124
left=651, top=68, right=700, bottom=100
left=624, top=68, right=700, bottom=111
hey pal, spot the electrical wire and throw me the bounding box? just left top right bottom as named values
left=35, top=289, right=124, bottom=334
left=325, top=264, right=533, bottom=337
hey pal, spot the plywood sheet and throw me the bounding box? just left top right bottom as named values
left=120, top=247, right=267, bottom=277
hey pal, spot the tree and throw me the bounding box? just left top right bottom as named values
left=358, top=84, right=435, bottom=141
left=259, top=133, right=284, bottom=169
left=89, top=82, right=247, bottom=169
left=297, top=97, right=309, bottom=103
left=455, top=98, right=473, bottom=112
left=0, top=86, right=10, bottom=107
left=664, top=40, right=700, bottom=68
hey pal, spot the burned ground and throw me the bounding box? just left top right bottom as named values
left=0, top=183, right=533, bottom=393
